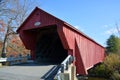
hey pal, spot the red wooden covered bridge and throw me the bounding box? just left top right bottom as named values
left=17, top=7, right=105, bottom=75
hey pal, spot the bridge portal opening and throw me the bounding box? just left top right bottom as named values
left=35, top=26, right=68, bottom=64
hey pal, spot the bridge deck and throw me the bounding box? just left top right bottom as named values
left=0, top=61, right=55, bottom=80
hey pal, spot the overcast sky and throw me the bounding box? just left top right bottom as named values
left=30, top=0, right=120, bottom=46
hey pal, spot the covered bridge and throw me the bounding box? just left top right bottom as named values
left=17, top=7, right=105, bottom=75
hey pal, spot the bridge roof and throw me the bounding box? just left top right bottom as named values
left=17, top=7, right=104, bottom=48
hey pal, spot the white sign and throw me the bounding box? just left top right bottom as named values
left=34, top=21, right=41, bottom=27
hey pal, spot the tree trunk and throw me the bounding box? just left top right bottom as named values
left=1, top=19, right=11, bottom=58
left=1, top=27, right=9, bottom=57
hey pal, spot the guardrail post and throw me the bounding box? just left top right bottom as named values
left=66, top=61, right=69, bottom=70
left=54, top=55, right=76, bottom=80
left=61, top=64, right=64, bottom=73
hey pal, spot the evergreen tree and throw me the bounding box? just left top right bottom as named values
left=106, top=34, right=120, bottom=54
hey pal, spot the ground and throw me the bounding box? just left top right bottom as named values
left=0, top=61, right=55, bottom=80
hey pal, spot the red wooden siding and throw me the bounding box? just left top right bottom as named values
left=17, top=7, right=65, bottom=50
left=62, top=24, right=104, bottom=74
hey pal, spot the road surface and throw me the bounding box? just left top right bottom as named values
left=0, top=61, right=55, bottom=80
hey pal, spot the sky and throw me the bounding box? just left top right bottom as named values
left=30, top=0, right=120, bottom=47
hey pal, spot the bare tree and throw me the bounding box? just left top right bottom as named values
left=0, top=0, right=35, bottom=57
left=116, top=23, right=120, bottom=38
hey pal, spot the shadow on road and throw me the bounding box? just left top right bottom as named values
left=13, top=60, right=58, bottom=66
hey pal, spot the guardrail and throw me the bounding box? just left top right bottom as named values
left=55, top=55, right=74, bottom=80
left=41, top=65, right=61, bottom=80
left=0, top=58, right=7, bottom=62
left=0, top=56, right=28, bottom=65
left=41, top=55, right=74, bottom=80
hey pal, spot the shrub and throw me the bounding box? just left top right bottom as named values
left=104, top=54, right=120, bottom=79
left=104, top=54, right=120, bottom=72
left=88, top=63, right=109, bottom=78
left=93, top=64, right=107, bottom=77
left=111, top=71, right=120, bottom=80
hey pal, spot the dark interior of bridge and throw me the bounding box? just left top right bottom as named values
left=35, top=26, right=68, bottom=64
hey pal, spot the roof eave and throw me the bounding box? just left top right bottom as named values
left=63, top=22, right=104, bottom=48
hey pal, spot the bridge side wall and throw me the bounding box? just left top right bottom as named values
left=62, top=25, right=105, bottom=75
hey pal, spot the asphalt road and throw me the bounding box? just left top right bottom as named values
left=0, top=61, right=55, bottom=80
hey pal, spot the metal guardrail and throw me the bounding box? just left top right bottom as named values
left=0, top=56, right=28, bottom=65
left=41, top=65, right=61, bottom=80
left=55, top=55, right=74, bottom=80
left=0, top=58, right=7, bottom=62
left=41, top=55, right=74, bottom=80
